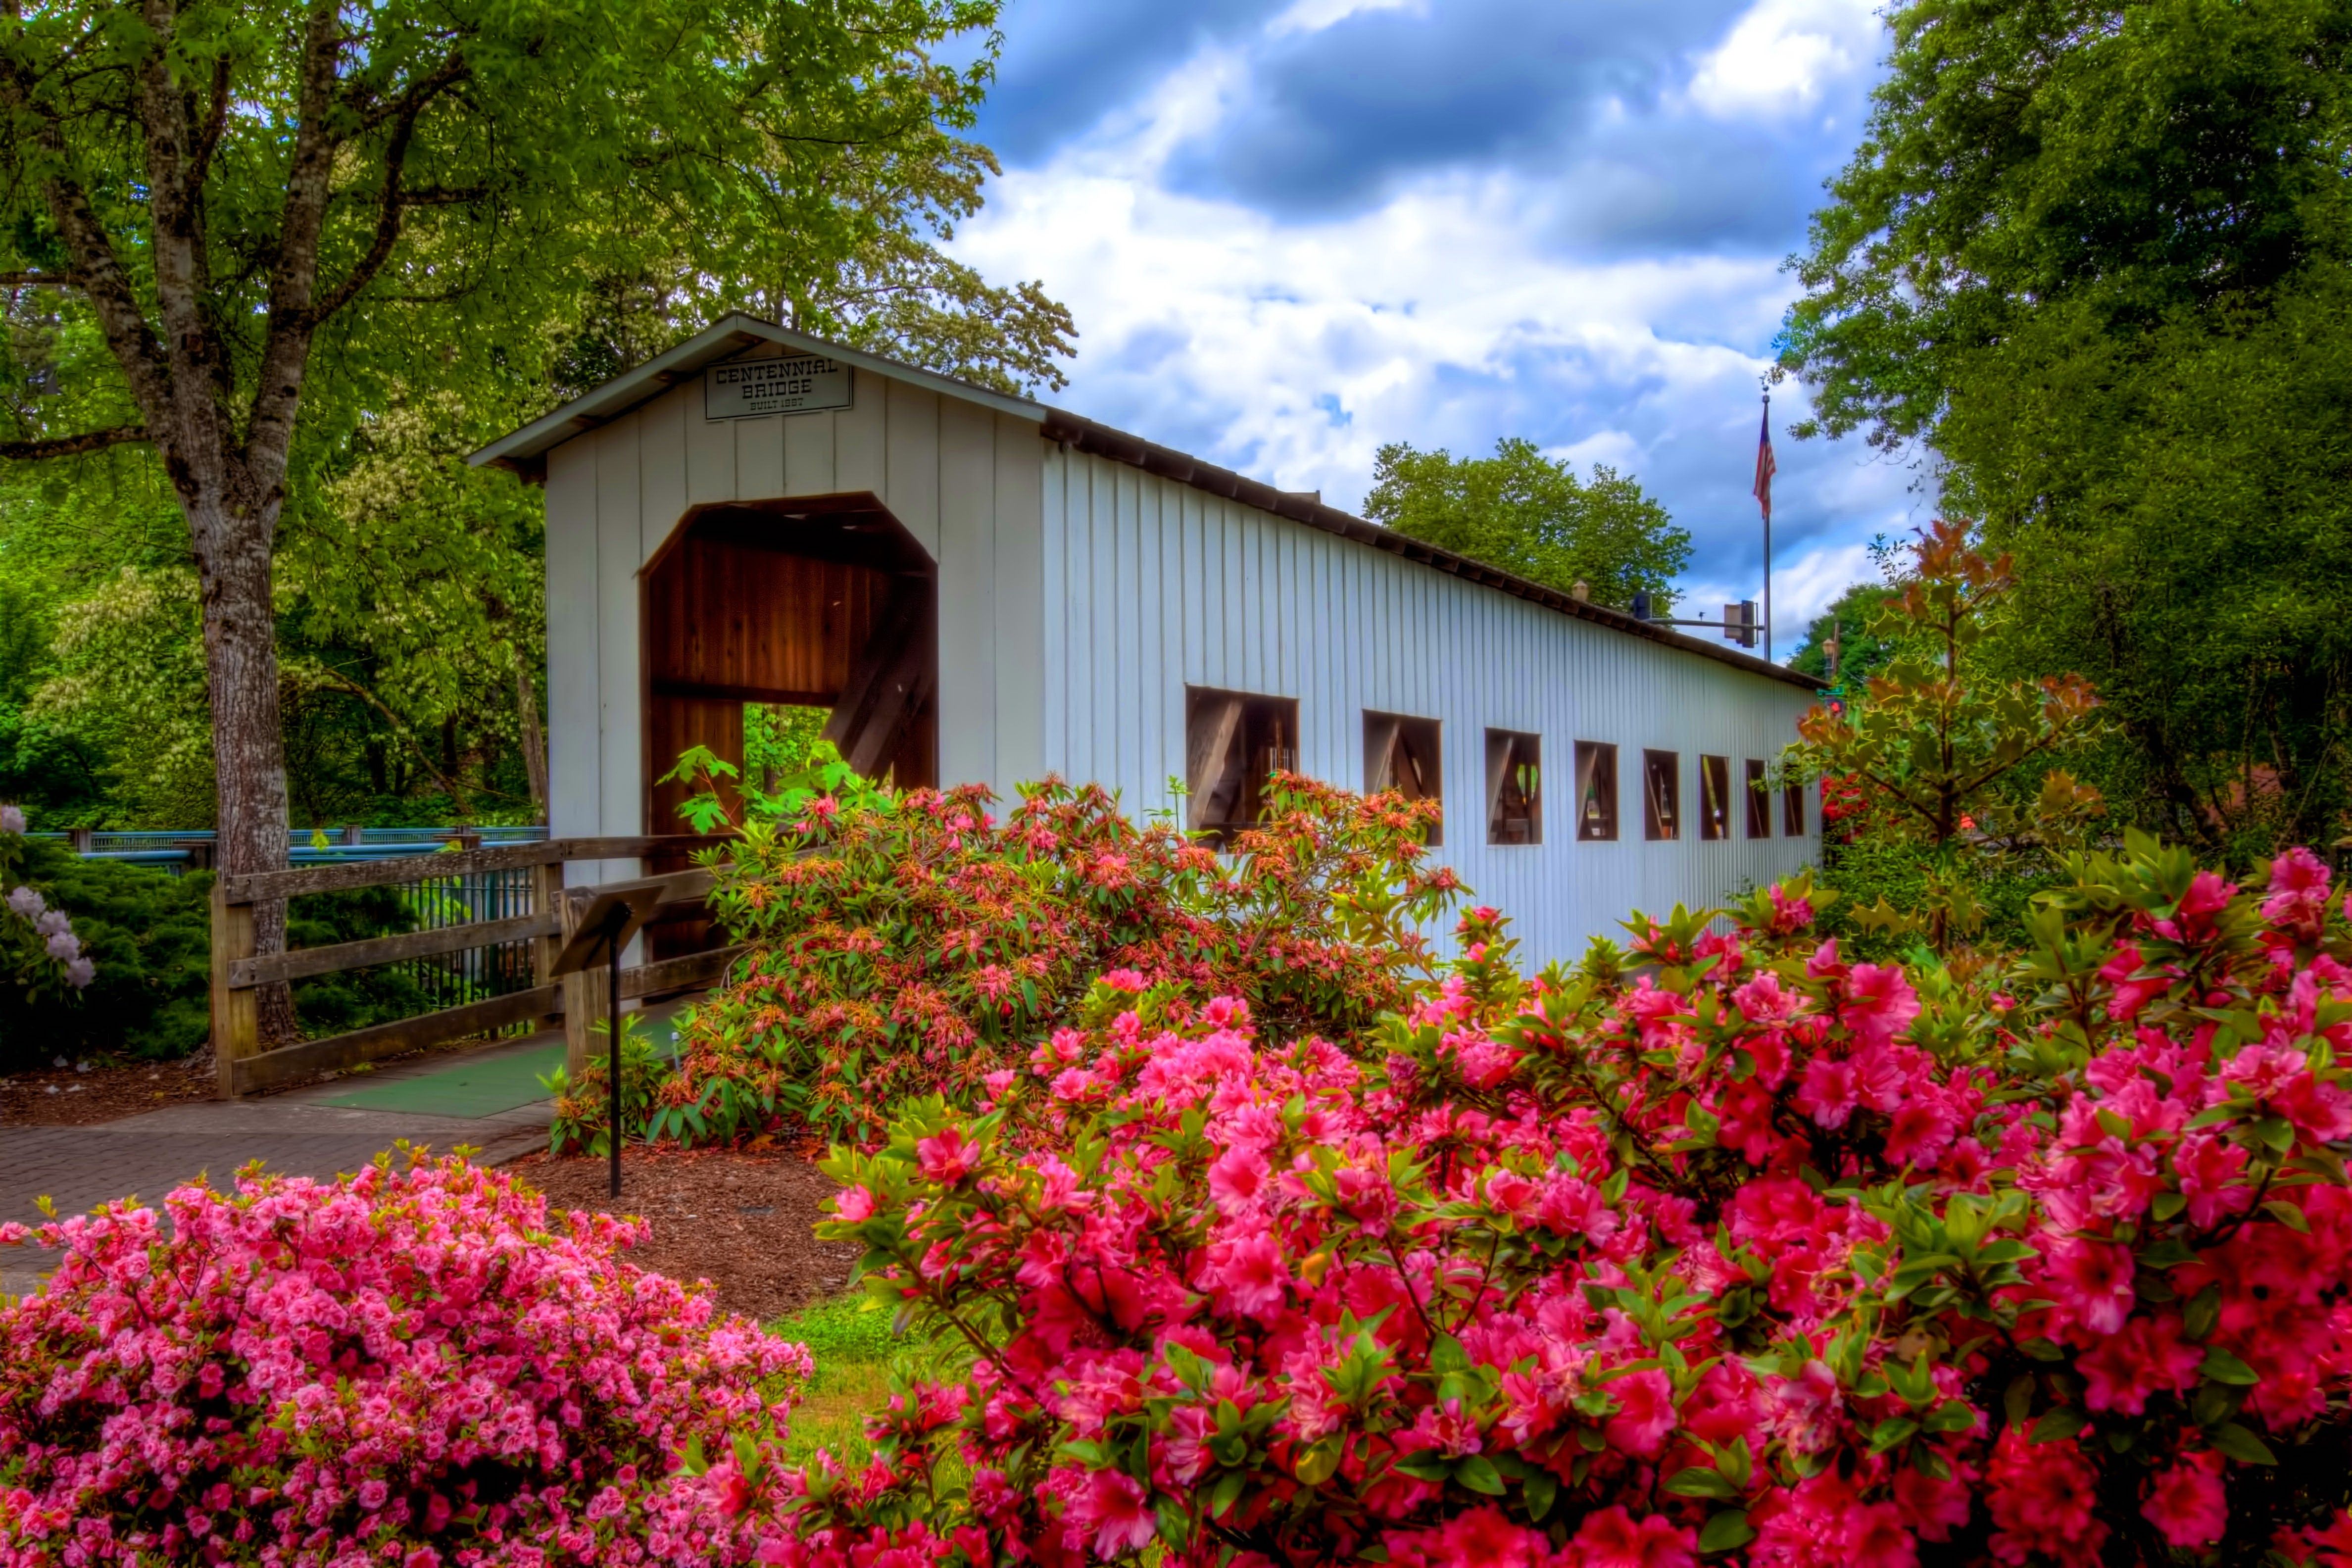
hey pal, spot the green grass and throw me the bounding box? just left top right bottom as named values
left=769, top=1292, right=965, bottom=1469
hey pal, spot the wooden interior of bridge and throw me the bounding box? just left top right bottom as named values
left=641, top=492, right=936, bottom=954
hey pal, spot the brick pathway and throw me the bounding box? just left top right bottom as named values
left=0, top=1034, right=558, bottom=1298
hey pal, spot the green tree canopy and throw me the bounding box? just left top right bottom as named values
left=1779, top=0, right=2352, bottom=853
left=1362, top=438, right=1691, bottom=611
left=0, top=0, right=1067, bottom=1034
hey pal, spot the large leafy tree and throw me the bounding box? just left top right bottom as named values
left=1362, top=438, right=1690, bottom=611
left=0, top=0, right=1020, bottom=1037
left=1780, top=0, right=2352, bottom=854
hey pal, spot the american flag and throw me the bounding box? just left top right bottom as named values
left=1752, top=396, right=1776, bottom=522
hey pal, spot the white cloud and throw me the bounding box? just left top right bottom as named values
left=1682, top=537, right=1881, bottom=657
left=951, top=0, right=1907, bottom=661
left=1265, top=0, right=1425, bottom=40
left=1685, top=0, right=1882, bottom=120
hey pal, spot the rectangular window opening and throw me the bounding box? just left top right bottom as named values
left=1574, top=741, right=1618, bottom=841
left=1365, top=710, right=1443, bottom=846
left=1745, top=759, right=1771, bottom=838
left=1185, top=686, right=1301, bottom=847
left=1700, top=755, right=1731, bottom=840
left=1485, top=730, right=1542, bottom=845
left=1783, top=780, right=1806, bottom=837
left=1643, top=749, right=1681, bottom=841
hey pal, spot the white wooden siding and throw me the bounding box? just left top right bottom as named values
left=540, top=356, right=1048, bottom=882
left=1038, top=445, right=1818, bottom=964
left=539, top=346, right=1817, bottom=968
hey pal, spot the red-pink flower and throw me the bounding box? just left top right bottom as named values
left=1207, top=1145, right=1271, bottom=1211
left=2142, top=1450, right=2227, bottom=1549
left=2041, top=1236, right=2136, bottom=1337
left=1066, top=1468, right=1156, bottom=1558
left=1203, top=1227, right=1289, bottom=1322
left=1841, top=962, right=1920, bottom=1048
left=1602, top=1367, right=1676, bottom=1459
left=1794, top=1055, right=1860, bottom=1129
left=2076, top=1314, right=2201, bottom=1414
left=917, top=1127, right=981, bottom=1184
left=1570, top=1505, right=1698, bottom=1568
left=1986, top=1428, right=2107, bottom=1567
left=2263, top=847, right=2333, bottom=935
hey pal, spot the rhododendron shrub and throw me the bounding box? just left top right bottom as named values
left=785, top=838, right=2352, bottom=1566
left=1, top=808, right=96, bottom=1000
left=0, top=1152, right=815, bottom=1566
left=568, top=773, right=1454, bottom=1148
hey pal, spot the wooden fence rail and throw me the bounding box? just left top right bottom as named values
left=209, top=835, right=740, bottom=1098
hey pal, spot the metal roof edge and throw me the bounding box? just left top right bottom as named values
left=1034, top=407, right=1819, bottom=695
left=467, top=313, right=1044, bottom=480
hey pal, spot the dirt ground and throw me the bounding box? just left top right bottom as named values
left=0, top=1052, right=215, bottom=1126
left=506, top=1146, right=862, bottom=1323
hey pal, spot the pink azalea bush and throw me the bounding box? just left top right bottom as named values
left=781, top=833, right=2352, bottom=1566
left=0, top=1151, right=815, bottom=1566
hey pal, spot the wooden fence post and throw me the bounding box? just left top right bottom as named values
left=532, top=859, right=573, bottom=1064
left=209, top=880, right=259, bottom=1099
left=557, top=883, right=602, bottom=1082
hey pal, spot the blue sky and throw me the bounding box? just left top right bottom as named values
left=944, top=0, right=1934, bottom=658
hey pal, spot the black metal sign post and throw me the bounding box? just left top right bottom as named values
left=548, top=881, right=666, bottom=1200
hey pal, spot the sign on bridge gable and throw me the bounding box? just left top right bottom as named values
left=704, top=354, right=852, bottom=420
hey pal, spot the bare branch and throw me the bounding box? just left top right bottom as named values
left=0, top=45, right=172, bottom=424
left=0, top=424, right=149, bottom=460
left=188, top=52, right=232, bottom=189
left=140, top=0, right=219, bottom=358
left=242, top=2, right=346, bottom=481
left=0, top=270, right=81, bottom=289
left=303, top=54, right=474, bottom=327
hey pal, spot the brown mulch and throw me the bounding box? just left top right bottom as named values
left=0, top=1052, right=215, bottom=1126
left=504, top=1146, right=861, bottom=1323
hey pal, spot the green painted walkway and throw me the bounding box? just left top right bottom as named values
left=314, top=1039, right=568, bottom=1119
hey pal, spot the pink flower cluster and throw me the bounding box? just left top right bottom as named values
left=778, top=846, right=2352, bottom=1566
left=0, top=1152, right=814, bottom=1566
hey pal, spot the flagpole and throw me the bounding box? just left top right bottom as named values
left=1762, top=390, right=1773, bottom=663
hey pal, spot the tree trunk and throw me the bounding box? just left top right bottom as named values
left=516, top=655, right=549, bottom=822
left=188, top=480, right=300, bottom=1047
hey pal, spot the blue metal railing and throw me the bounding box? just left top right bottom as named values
left=25, top=825, right=550, bottom=874
left=22, top=825, right=557, bottom=1034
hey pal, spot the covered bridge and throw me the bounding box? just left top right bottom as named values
left=471, top=314, right=1820, bottom=961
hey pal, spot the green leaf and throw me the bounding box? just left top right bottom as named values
left=1666, top=1467, right=1739, bottom=1500
left=1523, top=1469, right=1558, bottom=1523
left=1294, top=1439, right=1342, bottom=1486
left=1697, top=1510, right=1756, bottom=1555
left=2029, top=1406, right=2086, bottom=1445
left=1147, top=1494, right=1188, bottom=1549
left=1868, top=1417, right=1919, bottom=1454
left=1923, top=1401, right=1976, bottom=1433
left=2199, top=1347, right=2259, bottom=1386
left=2263, top=1199, right=2311, bottom=1233
left=2210, top=1423, right=2277, bottom=1465
left=1454, top=1455, right=1505, bottom=1495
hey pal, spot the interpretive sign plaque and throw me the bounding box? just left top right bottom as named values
left=704, top=354, right=852, bottom=420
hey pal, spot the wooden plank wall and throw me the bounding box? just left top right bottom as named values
left=1038, top=445, right=1822, bottom=965
left=645, top=536, right=889, bottom=704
